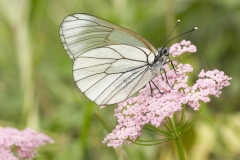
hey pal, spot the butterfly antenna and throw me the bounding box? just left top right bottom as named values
left=165, top=27, right=198, bottom=45
left=163, top=20, right=181, bottom=47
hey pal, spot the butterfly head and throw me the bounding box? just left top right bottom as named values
left=151, top=47, right=169, bottom=66
left=157, top=47, right=169, bottom=59
left=156, top=46, right=169, bottom=61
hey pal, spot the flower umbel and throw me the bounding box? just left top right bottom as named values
left=102, top=40, right=231, bottom=148
left=169, top=40, right=197, bottom=57
left=0, top=127, right=54, bottom=160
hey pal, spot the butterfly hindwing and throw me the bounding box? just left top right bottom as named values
left=73, top=45, right=154, bottom=105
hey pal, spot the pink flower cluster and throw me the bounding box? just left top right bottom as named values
left=0, top=127, right=54, bottom=160
left=102, top=41, right=231, bottom=148
left=169, top=40, right=197, bottom=57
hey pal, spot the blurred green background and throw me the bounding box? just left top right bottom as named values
left=0, top=0, right=240, bottom=159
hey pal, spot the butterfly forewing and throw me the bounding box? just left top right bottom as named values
left=59, top=13, right=157, bottom=60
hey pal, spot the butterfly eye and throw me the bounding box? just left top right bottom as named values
left=159, top=48, right=169, bottom=57
left=163, top=48, right=169, bottom=56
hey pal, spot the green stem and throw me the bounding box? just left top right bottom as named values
left=174, top=136, right=185, bottom=160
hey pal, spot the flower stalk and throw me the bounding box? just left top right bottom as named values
left=174, top=136, right=185, bottom=160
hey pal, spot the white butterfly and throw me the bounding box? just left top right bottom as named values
left=59, top=13, right=183, bottom=105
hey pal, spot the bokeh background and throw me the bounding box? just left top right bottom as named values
left=0, top=0, right=240, bottom=159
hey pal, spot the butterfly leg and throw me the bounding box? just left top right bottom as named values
left=150, top=80, right=163, bottom=95
left=149, top=82, right=153, bottom=97
left=164, top=58, right=179, bottom=77
left=160, top=70, right=165, bottom=81
left=162, top=68, right=174, bottom=89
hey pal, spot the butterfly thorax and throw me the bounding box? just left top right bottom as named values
left=150, top=47, right=169, bottom=75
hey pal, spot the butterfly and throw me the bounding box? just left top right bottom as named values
left=59, top=13, right=195, bottom=106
